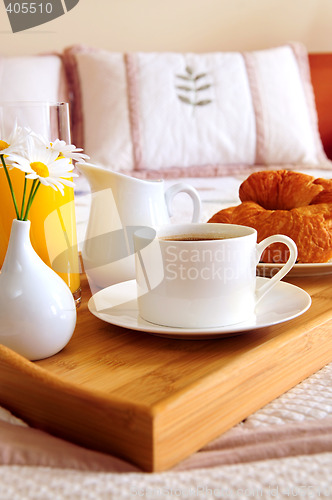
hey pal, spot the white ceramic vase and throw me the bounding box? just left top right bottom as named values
left=0, top=219, right=77, bottom=360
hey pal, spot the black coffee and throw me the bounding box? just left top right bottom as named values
left=159, top=233, right=236, bottom=241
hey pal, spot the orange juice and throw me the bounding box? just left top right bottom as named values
left=0, top=168, right=81, bottom=301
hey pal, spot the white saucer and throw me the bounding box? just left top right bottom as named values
left=88, top=278, right=311, bottom=339
left=257, top=261, right=332, bottom=278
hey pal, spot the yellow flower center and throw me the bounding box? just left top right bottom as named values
left=30, top=161, right=50, bottom=178
left=0, top=140, right=9, bottom=151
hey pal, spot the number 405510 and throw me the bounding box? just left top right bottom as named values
left=6, top=3, right=53, bottom=14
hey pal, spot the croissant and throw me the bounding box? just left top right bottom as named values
left=208, top=170, right=332, bottom=263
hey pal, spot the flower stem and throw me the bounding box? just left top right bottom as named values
left=1, top=155, right=20, bottom=219
left=23, top=179, right=41, bottom=221
left=20, top=177, right=27, bottom=220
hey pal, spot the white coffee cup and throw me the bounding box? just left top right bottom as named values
left=134, top=223, right=297, bottom=329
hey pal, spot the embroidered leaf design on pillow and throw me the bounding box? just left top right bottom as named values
left=176, top=66, right=212, bottom=108
left=197, top=84, right=211, bottom=91
left=194, top=73, right=207, bottom=81
left=178, top=95, right=192, bottom=105
left=196, top=99, right=212, bottom=106
left=177, top=85, right=193, bottom=92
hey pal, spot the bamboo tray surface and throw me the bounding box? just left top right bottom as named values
left=0, top=274, right=331, bottom=471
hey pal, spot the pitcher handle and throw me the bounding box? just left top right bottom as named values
left=164, top=183, right=201, bottom=222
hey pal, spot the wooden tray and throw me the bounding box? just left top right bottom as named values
left=0, top=273, right=331, bottom=472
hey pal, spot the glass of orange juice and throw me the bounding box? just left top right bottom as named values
left=0, top=102, right=81, bottom=305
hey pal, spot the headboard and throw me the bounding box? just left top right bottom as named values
left=309, top=53, right=332, bottom=160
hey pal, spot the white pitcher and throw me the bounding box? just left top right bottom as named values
left=76, top=162, right=201, bottom=291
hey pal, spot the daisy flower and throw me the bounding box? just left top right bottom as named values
left=2, top=126, right=85, bottom=221
left=50, top=139, right=90, bottom=162
left=0, top=123, right=30, bottom=158
left=9, top=139, right=78, bottom=196
left=0, top=124, right=33, bottom=219
left=8, top=137, right=79, bottom=220
left=34, top=136, right=89, bottom=162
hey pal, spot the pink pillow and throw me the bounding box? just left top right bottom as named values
left=64, top=43, right=330, bottom=178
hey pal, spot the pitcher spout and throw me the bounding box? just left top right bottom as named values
left=75, top=162, right=160, bottom=194
left=76, top=162, right=119, bottom=193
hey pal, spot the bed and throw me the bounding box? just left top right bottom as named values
left=0, top=44, right=331, bottom=499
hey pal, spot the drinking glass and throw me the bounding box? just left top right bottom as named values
left=0, top=102, right=81, bottom=305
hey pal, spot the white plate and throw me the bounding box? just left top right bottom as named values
left=257, top=261, right=332, bottom=278
left=88, top=278, right=311, bottom=339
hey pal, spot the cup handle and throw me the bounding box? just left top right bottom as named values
left=164, top=183, right=201, bottom=222
left=255, top=235, right=298, bottom=304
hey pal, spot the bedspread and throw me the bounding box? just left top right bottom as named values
left=0, top=362, right=331, bottom=499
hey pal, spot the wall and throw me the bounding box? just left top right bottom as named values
left=0, top=0, right=331, bottom=56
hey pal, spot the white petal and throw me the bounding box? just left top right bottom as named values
left=57, top=178, right=75, bottom=188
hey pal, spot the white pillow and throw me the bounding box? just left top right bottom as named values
left=0, top=54, right=68, bottom=103
left=64, top=43, right=329, bottom=177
